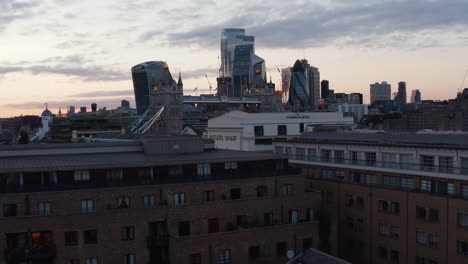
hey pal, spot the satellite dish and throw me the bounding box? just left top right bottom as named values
left=287, top=250, right=295, bottom=259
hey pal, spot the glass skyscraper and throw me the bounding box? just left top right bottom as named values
left=288, top=60, right=310, bottom=112
left=131, top=61, right=167, bottom=115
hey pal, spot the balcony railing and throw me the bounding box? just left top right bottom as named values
left=4, top=245, right=56, bottom=263
left=0, top=168, right=302, bottom=194
left=289, top=154, right=467, bottom=176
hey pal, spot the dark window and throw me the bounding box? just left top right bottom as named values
left=254, top=138, right=273, bottom=145
left=64, top=231, right=78, bottom=246
left=391, top=202, right=400, bottom=214
left=249, top=246, right=260, bottom=259
left=416, top=256, right=426, bottom=264
left=230, top=188, right=241, bottom=199
left=204, top=190, right=215, bottom=202
left=390, top=249, right=399, bottom=262
left=254, top=126, right=264, bottom=136
left=236, top=215, right=248, bottom=227
left=345, top=195, right=354, bottom=207
left=457, top=240, right=468, bottom=255
left=83, top=230, right=97, bottom=244
left=257, top=186, right=267, bottom=197
left=121, top=226, right=135, bottom=241
left=3, top=204, right=17, bottom=217
left=299, top=123, right=304, bottom=133
left=277, top=125, right=287, bottom=136
left=208, top=218, right=219, bottom=233
left=356, top=196, right=364, bottom=208
left=429, top=208, right=439, bottom=222
left=118, top=197, right=130, bottom=209
left=189, top=254, right=201, bottom=264
left=178, top=221, right=190, bottom=237
left=303, top=238, right=313, bottom=252
left=276, top=242, right=287, bottom=256
left=264, top=212, right=273, bottom=225
left=123, top=254, right=135, bottom=264
left=379, top=200, right=388, bottom=212
left=416, top=206, right=427, bottom=220
left=379, top=247, right=388, bottom=258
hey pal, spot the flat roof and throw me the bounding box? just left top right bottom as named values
left=278, top=132, right=468, bottom=150
left=0, top=149, right=283, bottom=173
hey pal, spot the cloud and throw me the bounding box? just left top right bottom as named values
left=180, top=67, right=219, bottom=80
left=160, top=0, right=468, bottom=49
left=70, top=90, right=134, bottom=98
left=0, top=0, right=40, bottom=31
left=1, top=98, right=135, bottom=110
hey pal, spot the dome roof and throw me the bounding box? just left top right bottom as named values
left=41, top=108, right=52, bottom=117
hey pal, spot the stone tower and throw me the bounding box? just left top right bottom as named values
left=149, top=64, right=184, bottom=135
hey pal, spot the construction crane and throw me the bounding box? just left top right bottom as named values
left=205, top=74, right=213, bottom=95
left=459, top=69, right=468, bottom=93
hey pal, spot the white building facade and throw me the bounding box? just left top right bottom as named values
left=205, top=110, right=354, bottom=151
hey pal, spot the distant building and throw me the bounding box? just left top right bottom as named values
left=396, top=81, right=407, bottom=103
left=411, top=89, right=422, bottom=103
left=350, top=93, right=363, bottom=104
left=80, top=107, right=87, bottom=113
left=281, top=67, right=293, bottom=104
left=91, top=103, right=97, bottom=112
left=301, top=59, right=320, bottom=111
left=131, top=61, right=167, bottom=115
left=321, top=80, right=329, bottom=99
left=121, top=100, right=130, bottom=108
left=288, top=60, right=310, bottom=112
left=370, top=81, right=391, bottom=104
left=206, top=110, right=354, bottom=151
left=329, top=103, right=369, bottom=123
left=67, top=106, right=75, bottom=117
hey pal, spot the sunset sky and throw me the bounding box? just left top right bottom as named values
left=1, top=0, right=468, bottom=117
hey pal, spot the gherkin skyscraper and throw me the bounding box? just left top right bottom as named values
left=288, top=60, right=310, bottom=112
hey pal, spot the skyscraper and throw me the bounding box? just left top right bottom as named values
left=288, top=60, right=310, bottom=112
left=411, top=89, right=422, bottom=103
left=131, top=61, right=167, bottom=115
left=321, top=80, right=329, bottom=99
left=397, top=81, right=407, bottom=103
left=220, top=28, right=266, bottom=97
left=300, top=59, right=320, bottom=111
left=281, top=67, right=292, bottom=104
left=370, top=81, right=391, bottom=104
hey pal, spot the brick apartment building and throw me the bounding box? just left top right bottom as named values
left=274, top=132, right=468, bottom=264
left=0, top=136, right=323, bottom=264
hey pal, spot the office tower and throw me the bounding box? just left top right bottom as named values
left=397, top=81, right=407, bottom=103
left=351, top=93, right=363, bottom=104
left=67, top=106, right=75, bottom=117
left=281, top=67, right=292, bottom=104
left=121, top=100, right=130, bottom=108
left=288, top=60, right=310, bottom=112
left=131, top=61, right=167, bottom=115
left=321, top=80, right=329, bottom=99
left=219, top=28, right=266, bottom=97
left=370, top=81, right=391, bottom=104
left=411, top=89, right=422, bottom=103
left=300, top=59, right=320, bottom=111
left=91, top=103, right=97, bottom=112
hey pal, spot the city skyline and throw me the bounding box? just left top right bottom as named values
left=1, top=0, right=468, bottom=117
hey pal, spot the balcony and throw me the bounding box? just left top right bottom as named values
left=147, top=234, right=169, bottom=248
left=4, top=245, right=56, bottom=263
left=289, top=154, right=466, bottom=179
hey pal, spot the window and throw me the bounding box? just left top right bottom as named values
left=64, top=231, right=78, bottom=246
left=351, top=151, right=359, bottom=164
left=249, top=246, right=260, bottom=259
left=121, top=226, right=134, bottom=241
left=108, top=168, right=123, bottom=184
left=254, top=126, right=264, bottom=136
left=74, top=170, right=90, bottom=181
left=391, top=201, right=400, bottom=214
left=84, top=230, right=97, bottom=244
left=457, top=240, right=468, bottom=255
left=320, top=169, right=344, bottom=180
left=174, top=193, right=186, bottom=205
left=379, top=223, right=388, bottom=235
left=208, top=218, right=219, bottom=233
left=379, top=247, right=388, bottom=259
left=416, top=206, right=427, bottom=220
left=458, top=213, right=468, bottom=227
left=118, top=197, right=130, bottom=209
left=224, top=162, right=237, bottom=169
left=299, top=123, right=304, bottom=133
left=189, top=254, right=201, bottom=264
left=290, top=210, right=299, bottom=224
left=415, top=256, right=425, bottom=264
left=275, top=146, right=284, bottom=154
left=462, top=184, right=468, bottom=198
left=461, top=157, right=468, bottom=175
left=85, top=258, right=98, bottom=264
left=429, top=233, right=439, bottom=247
left=276, top=242, right=287, bottom=256
left=178, top=221, right=190, bottom=236
left=365, top=152, right=376, bottom=166
left=236, top=215, right=248, bottom=227
left=356, top=196, right=364, bottom=208
left=420, top=155, right=435, bottom=171
left=283, top=184, right=293, bottom=195
left=256, top=186, right=267, bottom=197
left=400, top=153, right=413, bottom=169
left=277, top=125, right=287, bottom=136
left=143, top=195, right=155, bottom=208
left=379, top=200, right=388, bottom=212
left=383, top=176, right=414, bottom=189
left=168, top=165, right=182, bottom=176
left=355, top=218, right=364, bottom=232
left=438, top=156, right=453, bottom=173
left=351, top=172, right=376, bottom=185
left=416, top=231, right=426, bottom=244
left=307, top=148, right=316, bottom=161
left=197, top=164, right=211, bottom=176
left=204, top=190, right=215, bottom=202
left=345, top=195, right=354, bottom=207
left=65, top=259, right=80, bottom=264
left=391, top=226, right=400, bottom=239
left=334, top=150, right=344, bottom=163
left=321, top=149, right=331, bottom=162
left=429, top=208, right=439, bottom=222
left=3, top=204, right=17, bottom=217
left=264, top=212, right=273, bottom=225
left=219, top=249, right=231, bottom=264
left=285, top=147, right=292, bottom=155
left=295, top=148, right=305, bottom=159
left=390, top=250, right=399, bottom=262
left=230, top=188, right=241, bottom=199
left=382, top=153, right=397, bottom=168
left=123, top=254, right=135, bottom=264
left=81, top=199, right=94, bottom=213
left=420, top=180, right=432, bottom=192
left=306, top=208, right=315, bottom=221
